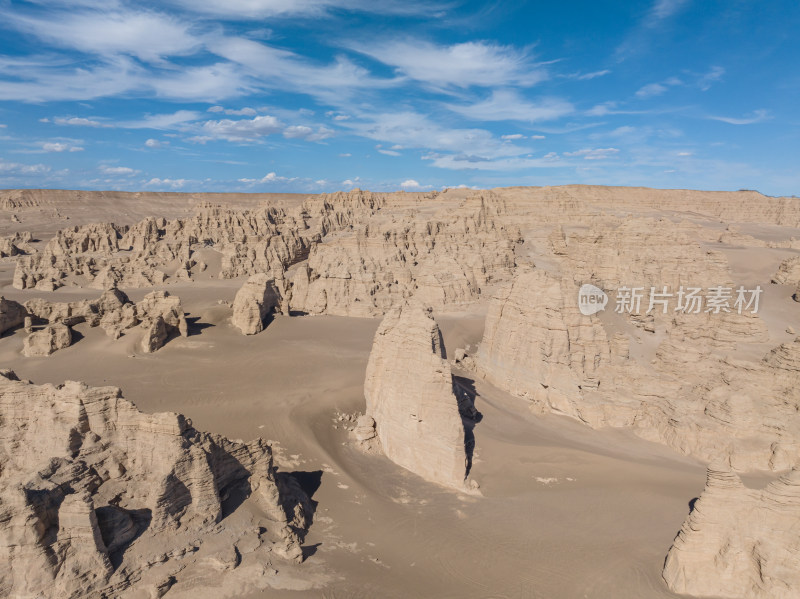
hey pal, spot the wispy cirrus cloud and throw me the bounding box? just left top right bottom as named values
left=349, top=40, right=545, bottom=89
left=707, top=109, right=769, bottom=125
left=447, top=90, right=573, bottom=122
left=163, top=0, right=445, bottom=19
left=564, top=147, right=620, bottom=160
left=649, top=0, right=691, bottom=22
left=3, top=7, right=202, bottom=63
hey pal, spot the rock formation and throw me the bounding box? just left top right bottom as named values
left=475, top=268, right=610, bottom=418
left=772, top=255, right=800, bottom=286
left=0, top=371, right=312, bottom=599
left=21, top=289, right=188, bottom=352
left=231, top=273, right=285, bottom=335
left=289, top=194, right=519, bottom=316
left=472, top=266, right=799, bottom=471
left=0, top=297, right=26, bottom=335
left=363, top=302, right=475, bottom=490
left=22, top=322, right=72, bottom=356
left=663, top=463, right=800, bottom=598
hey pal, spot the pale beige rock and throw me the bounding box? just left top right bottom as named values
left=136, top=290, right=189, bottom=339
left=364, top=302, right=471, bottom=489
left=0, top=371, right=312, bottom=599
left=22, top=323, right=72, bottom=356
left=475, top=268, right=610, bottom=420
left=772, top=255, right=800, bottom=286
left=663, top=463, right=800, bottom=598
left=231, top=273, right=284, bottom=335
left=0, top=296, right=26, bottom=335
left=473, top=266, right=796, bottom=471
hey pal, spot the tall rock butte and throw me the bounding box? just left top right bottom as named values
left=363, top=302, right=471, bottom=490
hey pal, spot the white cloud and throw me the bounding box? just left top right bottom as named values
left=707, top=109, right=769, bottom=125
left=635, top=83, right=668, bottom=98
left=145, top=138, right=162, bottom=148
left=146, top=177, right=187, bottom=188
left=350, top=40, right=545, bottom=88
left=42, top=142, right=84, bottom=152
left=447, top=90, right=573, bottom=122
left=283, top=125, right=334, bottom=141
left=208, top=36, right=397, bottom=103
left=4, top=8, right=201, bottom=63
left=0, top=160, right=50, bottom=175
left=338, top=153, right=352, bottom=157
left=698, top=66, right=725, bottom=91
left=564, top=147, right=620, bottom=160
left=207, top=105, right=257, bottom=116
left=378, top=149, right=401, bottom=156
left=238, top=172, right=300, bottom=185
left=120, top=110, right=201, bottom=129
left=649, top=0, right=690, bottom=21
left=100, top=165, right=138, bottom=175
left=501, top=134, right=526, bottom=140
left=400, top=179, right=429, bottom=190
left=427, top=153, right=569, bottom=171
left=342, top=110, right=521, bottom=160
left=195, top=115, right=284, bottom=142
left=164, top=0, right=441, bottom=18
left=570, top=69, right=611, bottom=80
left=53, top=116, right=109, bottom=127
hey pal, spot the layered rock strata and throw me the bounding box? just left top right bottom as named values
left=0, top=371, right=312, bottom=599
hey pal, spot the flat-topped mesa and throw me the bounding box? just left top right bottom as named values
left=231, top=273, right=286, bottom=335
left=663, top=463, right=800, bottom=598
left=0, top=371, right=313, bottom=599
left=556, top=216, right=731, bottom=292
left=363, top=302, right=474, bottom=491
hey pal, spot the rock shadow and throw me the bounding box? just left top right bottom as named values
left=452, top=375, right=483, bottom=478
left=185, top=315, right=213, bottom=337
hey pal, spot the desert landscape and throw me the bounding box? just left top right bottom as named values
left=1, top=184, right=799, bottom=598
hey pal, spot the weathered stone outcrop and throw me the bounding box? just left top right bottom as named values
left=22, top=322, right=72, bottom=356
left=290, top=195, right=519, bottom=316
left=231, top=273, right=285, bottom=335
left=0, top=296, right=26, bottom=335
left=363, top=302, right=474, bottom=490
left=772, top=255, right=800, bottom=286
left=21, top=289, right=187, bottom=351
left=663, top=464, right=800, bottom=598
left=0, top=231, right=32, bottom=257
left=475, top=269, right=610, bottom=419
left=0, top=371, right=313, bottom=599
left=473, top=267, right=799, bottom=471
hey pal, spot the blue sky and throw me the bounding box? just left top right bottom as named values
left=0, top=0, right=797, bottom=195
